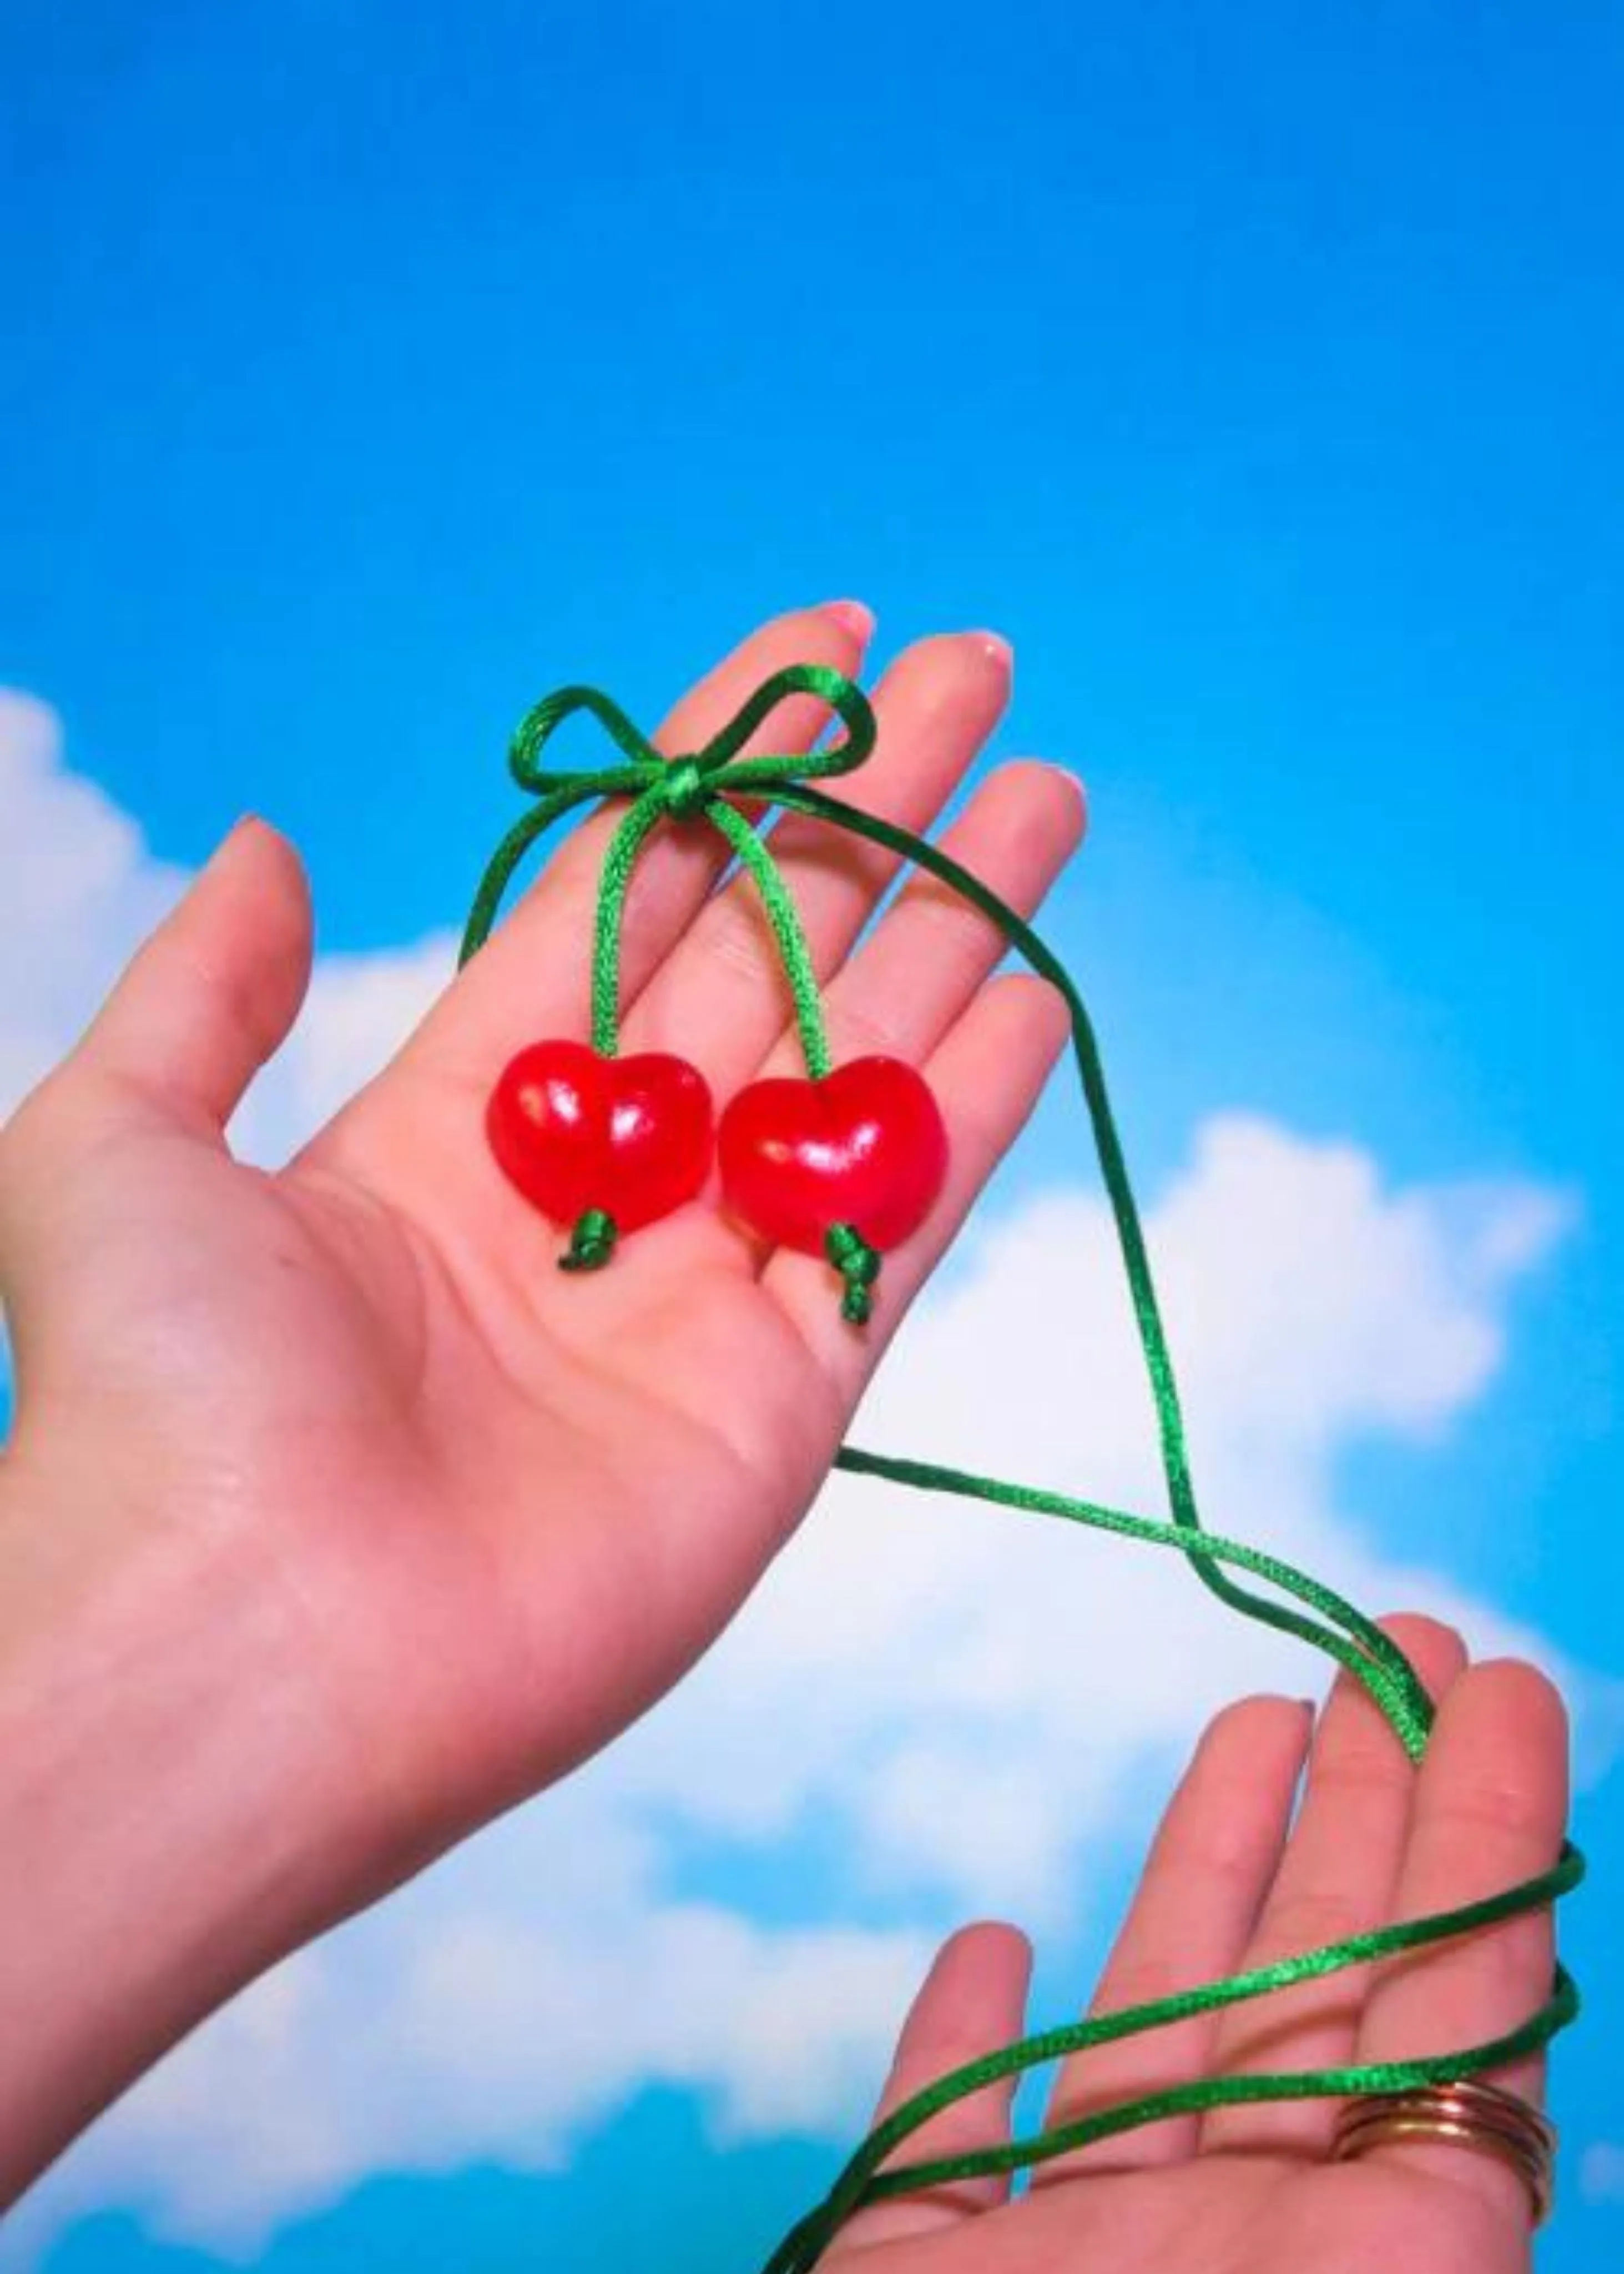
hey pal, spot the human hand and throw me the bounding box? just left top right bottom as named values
left=821, top=1617, right=1568, bottom=2274
left=0, top=605, right=1083, bottom=2189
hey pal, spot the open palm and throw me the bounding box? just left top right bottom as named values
left=1, top=605, right=1081, bottom=1892
left=820, top=1617, right=1566, bottom=2274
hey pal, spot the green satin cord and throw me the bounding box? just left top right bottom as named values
left=457, top=665, right=1586, bottom=2270
left=464, top=668, right=881, bottom=1308
left=590, top=782, right=835, bottom=1078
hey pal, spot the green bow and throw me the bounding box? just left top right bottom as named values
left=460, top=662, right=890, bottom=1316
left=458, top=663, right=877, bottom=970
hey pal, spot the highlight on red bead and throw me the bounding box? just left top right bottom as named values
left=717, top=1055, right=949, bottom=1256
left=486, top=1039, right=714, bottom=1239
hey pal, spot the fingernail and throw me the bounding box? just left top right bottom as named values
left=970, top=630, right=1013, bottom=668
left=819, top=599, right=876, bottom=641
left=216, top=813, right=290, bottom=866
left=209, top=814, right=259, bottom=864
left=1040, top=761, right=1089, bottom=822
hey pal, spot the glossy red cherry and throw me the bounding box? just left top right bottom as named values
left=487, top=1039, right=714, bottom=1234
left=718, top=1055, right=949, bottom=1254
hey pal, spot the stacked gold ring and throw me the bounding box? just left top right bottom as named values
left=1329, top=2078, right=1556, bottom=2227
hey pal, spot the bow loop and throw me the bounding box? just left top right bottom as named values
left=507, top=685, right=657, bottom=795
left=503, top=662, right=877, bottom=810
left=688, top=662, right=877, bottom=787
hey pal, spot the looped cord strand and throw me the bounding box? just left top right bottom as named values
left=457, top=666, right=1586, bottom=2272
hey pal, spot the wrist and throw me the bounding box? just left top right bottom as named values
left=0, top=1448, right=386, bottom=2201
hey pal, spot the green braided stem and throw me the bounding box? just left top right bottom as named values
left=590, top=788, right=675, bottom=1054
left=583, top=759, right=834, bottom=1076
left=700, top=796, right=833, bottom=1080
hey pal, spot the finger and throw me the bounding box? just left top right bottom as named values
left=1350, top=1656, right=1569, bottom=2225
left=759, top=968, right=1070, bottom=1375
left=749, top=745, right=1085, bottom=1374
left=1025, top=1696, right=1314, bottom=2186
left=389, top=602, right=873, bottom=1088
left=753, top=753, right=1086, bottom=1093
left=32, top=817, right=312, bottom=1144
left=1198, top=1615, right=1468, bottom=2157
left=827, top=1922, right=1032, bottom=2258
left=621, top=633, right=1015, bottom=1087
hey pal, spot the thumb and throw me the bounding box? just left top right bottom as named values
left=71, top=815, right=314, bottom=1136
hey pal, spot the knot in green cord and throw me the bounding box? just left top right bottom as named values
left=825, top=1222, right=881, bottom=1324
left=461, top=665, right=881, bottom=1069
left=559, top=1208, right=619, bottom=1272
left=492, top=663, right=879, bottom=828
left=660, top=757, right=709, bottom=817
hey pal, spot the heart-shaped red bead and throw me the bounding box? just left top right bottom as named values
left=718, top=1055, right=949, bottom=1254
left=487, top=1040, right=714, bottom=1233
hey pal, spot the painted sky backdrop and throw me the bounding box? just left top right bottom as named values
left=2, top=3, right=1621, bottom=2270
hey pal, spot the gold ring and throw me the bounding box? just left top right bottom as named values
left=1329, top=2078, right=1555, bottom=2227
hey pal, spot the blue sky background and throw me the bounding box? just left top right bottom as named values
left=2, top=3, right=1621, bottom=2269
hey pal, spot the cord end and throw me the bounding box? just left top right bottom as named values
left=825, top=1222, right=880, bottom=1325
left=560, top=1208, right=620, bottom=1272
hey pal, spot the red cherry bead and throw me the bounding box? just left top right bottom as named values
left=487, top=1039, right=714, bottom=1234
left=718, top=1055, right=949, bottom=1254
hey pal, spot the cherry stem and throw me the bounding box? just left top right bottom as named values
left=592, top=790, right=671, bottom=1054
left=560, top=1209, right=619, bottom=1272
left=700, top=799, right=833, bottom=1080
left=825, top=1224, right=881, bottom=1324
left=587, top=773, right=834, bottom=1082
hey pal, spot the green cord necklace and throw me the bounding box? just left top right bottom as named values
left=458, top=661, right=1584, bottom=2272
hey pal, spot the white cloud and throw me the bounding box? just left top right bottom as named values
left=0, top=689, right=456, bottom=1168
left=30, top=1853, right=932, bottom=2256
left=228, top=933, right=458, bottom=1168
left=0, top=692, right=188, bottom=1113
left=0, top=691, right=1613, bottom=2261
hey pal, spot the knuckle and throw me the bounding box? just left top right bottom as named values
left=1309, top=1739, right=1410, bottom=1807
left=895, top=879, right=1001, bottom=967
left=1255, top=1886, right=1374, bottom=1958
left=1157, top=1808, right=1274, bottom=1900
left=825, top=992, right=908, bottom=1062
left=1435, top=1772, right=1545, bottom=1843
left=689, top=894, right=776, bottom=993
left=1201, top=1827, right=1278, bottom=1898
left=1092, top=1949, right=1197, bottom=2016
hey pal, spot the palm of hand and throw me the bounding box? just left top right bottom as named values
left=815, top=1613, right=1560, bottom=2274
left=840, top=2151, right=1519, bottom=2274
left=92, top=1079, right=840, bottom=1852
left=3, top=610, right=1073, bottom=1874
